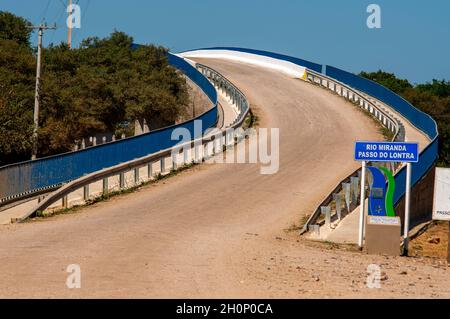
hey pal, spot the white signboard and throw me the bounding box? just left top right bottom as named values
left=432, top=167, right=450, bottom=221
left=367, top=216, right=400, bottom=226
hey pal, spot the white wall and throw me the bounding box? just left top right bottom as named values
left=179, top=49, right=306, bottom=79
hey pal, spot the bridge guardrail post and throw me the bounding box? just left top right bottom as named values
left=119, top=172, right=125, bottom=189
left=160, top=158, right=166, bottom=174
left=321, top=206, right=331, bottom=228
left=342, top=182, right=351, bottom=213
left=103, top=178, right=108, bottom=195
left=148, top=162, right=153, bottom=179
left=172, top=152, right=178, bottom=170
left=83, top=184, right=89, bottom=201
left=351, top=176, right=359, bottom=205
left=134, top=167, right=140, bottom=185
left=62, top=195, right=68, bottom=209
left=183, top=148, right=189, bottom=165
left=194, top=144, right=200, bottom=163
left=333, top=194, right=342, bottom=220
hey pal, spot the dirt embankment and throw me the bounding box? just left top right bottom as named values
left=409, top=221, right=449, bottom=260
left=178, top=76, right=213, bottom=123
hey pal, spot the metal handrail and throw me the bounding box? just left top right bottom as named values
left=16, top=64, right=251, bottom=222
left=300, top=68, right=406, bottom=234
left=306, top=69, right=403, bottom=142
left=0, top=53, right=218, bottom=205
left=196, top=63, right=250, bottom=127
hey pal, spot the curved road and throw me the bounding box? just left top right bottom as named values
left=0, top=59, right=388, bottom=297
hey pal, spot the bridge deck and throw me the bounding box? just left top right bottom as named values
left=1, top=60, right=446, bottom=298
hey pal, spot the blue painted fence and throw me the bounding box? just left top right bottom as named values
left=0, top=53, right=218, bottom=199
left=325, top=65, right=439, bottom=205
left=183, top=47, right=438, bottom=210
left=0, top=46, right=440, bottom=213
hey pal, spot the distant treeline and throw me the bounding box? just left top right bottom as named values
left=0, top=11, right=188, bottom=166
left=360, top=70, right=450, bottom=166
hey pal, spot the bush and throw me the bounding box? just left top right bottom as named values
left=0, top=12, right=188, bottom=165
left=360, top=70, right=450, bottom=166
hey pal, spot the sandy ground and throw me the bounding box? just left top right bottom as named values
left=409, top=221, right=449, bottom=260
left=0, top=59, right=448, bottom=298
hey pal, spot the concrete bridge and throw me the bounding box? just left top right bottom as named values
left=0, top=48, right=445, bottom=298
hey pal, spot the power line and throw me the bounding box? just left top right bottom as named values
left=50, top=0, right=66, bottom=26
left=37, top=0, right=52, bottom=24
left=84, top=0, right=91, bottom=25
left=58, top=0, right=67, bottom=9
left=48, top=4, right=67, bottom=45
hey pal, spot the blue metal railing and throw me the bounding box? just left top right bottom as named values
left=182, top=46, right=438, bottom=211
left=324, top=65, right=439, bottom=205
left=1, top=46, right=439, bottom=213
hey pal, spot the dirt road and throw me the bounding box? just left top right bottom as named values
left=0, top=60, right=448, bottom=298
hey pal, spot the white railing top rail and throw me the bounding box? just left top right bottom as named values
left=300, top=68, right=406, bottom=234
left=306, top=69, right=404, bottom=143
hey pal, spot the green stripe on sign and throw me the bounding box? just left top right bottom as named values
left=379, top=166, right=396, bottom=217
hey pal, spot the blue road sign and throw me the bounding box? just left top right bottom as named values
left=354, top=141, right=419, bottom=163
left=367, top=166, right=387, bottom=216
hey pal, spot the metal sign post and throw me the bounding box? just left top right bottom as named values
left=358, top=161, right=366, bottom=248
left=404, top=162, right=412, bottom=253
left=354, top=141, right=419, bottom=251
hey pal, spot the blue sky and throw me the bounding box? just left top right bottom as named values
left=2, top=0, right=449, bottom=83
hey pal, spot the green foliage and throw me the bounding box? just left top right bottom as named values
left=359, top=70, right=413, bottom=93
left=0, top=11, right=32, bottom=47
left=0, top=12, right=188, bottom=165
left=0, top=38, right=36, bottom=164
left=416, top=79, right=450, bottom=98
left=360, top=71, right=450, bottom=166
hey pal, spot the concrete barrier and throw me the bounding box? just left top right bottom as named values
left=180, top=49, right=307, bottom=79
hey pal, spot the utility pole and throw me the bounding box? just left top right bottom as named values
left=28, top=23, right=56, bottom=160
left=67, top=0, right=73, bottom=49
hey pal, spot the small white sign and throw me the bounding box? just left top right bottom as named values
left=367, top=216, right=400, bottom=226
left=433, top=167, right=450, bottom=221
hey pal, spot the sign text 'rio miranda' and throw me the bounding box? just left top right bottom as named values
left=354, top=141, right=419, bottom=163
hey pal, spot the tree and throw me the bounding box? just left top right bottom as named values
left=0, top=11, right=190, bottom=165
left=37, top=31, right=188, bottom=156
left=360, top=71, right=450, bottom=166
left=0, top=11, right=32, bottom=47
left=359, top=70, right=412, bottom=94
left=416, top=79, right=450, bottom=98
left=0, top=39, right=35, bottom=165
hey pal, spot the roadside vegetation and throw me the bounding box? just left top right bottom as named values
left=0, top=11, right=189, bottom=166
left=360, top=70, right=450, bottom=166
